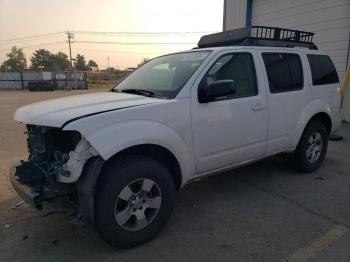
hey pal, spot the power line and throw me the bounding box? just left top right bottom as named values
left=0, top=32, right=65, bottom=43
left=0, top=39, right=194, bottom=54
left=0, top=34, right=65, bottom=46
left=0, top=30, right=213, bottom=44
left=72, top=48, right=163, bottom=55
left=0, top=41, right=66, bottom=52
left=75, top=40, right=196, bottom=45
left=72, top=31, right=215, bottom=36
left=0, top=30, right=208, bottom=48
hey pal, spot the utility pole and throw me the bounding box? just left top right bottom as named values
left=71, top=58, right=77, bottom=89
left=66, top=31, right=74, bottom=69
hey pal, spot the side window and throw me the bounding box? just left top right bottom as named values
left=307, top=54, right=339, bottom=85
left=204, top=53, right=258, bottom=98
left=262, top=53, right=303, bottom=93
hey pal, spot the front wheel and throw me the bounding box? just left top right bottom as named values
left=95, top=155, right=176, bottom=248
left=292, top=120, right=329, bottom=172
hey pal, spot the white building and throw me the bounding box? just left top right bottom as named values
left=223, top=0, right=350, bottom=121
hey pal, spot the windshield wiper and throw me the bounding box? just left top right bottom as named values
left=112, top=88, right=155, bottom=97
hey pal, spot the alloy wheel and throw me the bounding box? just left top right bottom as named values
left=114, top=178, right=162, bottom=231
left=305, top=132, right=323, bottom=163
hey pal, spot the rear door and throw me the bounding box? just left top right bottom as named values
left=191, top=50, right=268, bottom=174
left=259, top=51, right=306, bottom=153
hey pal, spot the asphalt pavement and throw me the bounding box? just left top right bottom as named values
left=0, top=90, right=349, bottom=262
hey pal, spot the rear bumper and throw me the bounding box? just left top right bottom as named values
left=9, top=162, right=43, bottom=209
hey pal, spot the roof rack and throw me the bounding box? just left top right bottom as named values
left=197, top=26, right=318, bottom=50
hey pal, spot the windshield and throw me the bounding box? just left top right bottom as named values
left=112, top=51, right=211, bottom=98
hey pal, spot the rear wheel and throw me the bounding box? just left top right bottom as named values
left=292, top=120, right=329, bottom=172
left=95, top=155, right=176, bottom=248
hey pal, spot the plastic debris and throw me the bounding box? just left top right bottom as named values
left=52, top=239, right=58, bottom=245
left=12, top=200, right=25, bottom=209
left=314, top=177, right=325, bottom=180
left=329, top=134, right=343, bottom=141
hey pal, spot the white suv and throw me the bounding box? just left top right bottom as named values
left=11, top=27, right=342, bottom=248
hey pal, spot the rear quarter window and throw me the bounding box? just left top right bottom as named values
left=307, top=54, right=339, bottom=85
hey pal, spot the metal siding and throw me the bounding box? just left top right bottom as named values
left=251, top=0, right=350, bottom=80
left=224, top=0, right=248, bottom=30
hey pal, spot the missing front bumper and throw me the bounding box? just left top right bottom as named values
left=9, top=162, right=43, bottom=209
left=9, top=161, right=74, bottom=209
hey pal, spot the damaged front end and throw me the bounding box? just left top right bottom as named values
left=10, top=125, right=97, bottom=209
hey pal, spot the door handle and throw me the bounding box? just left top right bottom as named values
left=252, top=103, right=266, bottom=111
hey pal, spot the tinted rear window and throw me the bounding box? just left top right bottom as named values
left=307, top=55, right=339, bottom=85
left=262, top=53, right=303, bottom=93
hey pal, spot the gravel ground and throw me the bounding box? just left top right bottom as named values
left=0, top=90, right=349, bottom=262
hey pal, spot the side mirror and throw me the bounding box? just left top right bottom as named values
left=199, top=79, right=236, bottom=103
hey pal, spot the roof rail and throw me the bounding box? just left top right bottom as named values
left=197, top=26, right=318, bottom=50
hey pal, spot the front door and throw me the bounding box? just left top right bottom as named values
left=191, top=51, right=268, bottom=174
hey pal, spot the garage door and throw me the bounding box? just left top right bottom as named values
left=251, top=0, right=350, bottom=79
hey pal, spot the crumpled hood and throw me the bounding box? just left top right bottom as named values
left=15, top=92, right=162, bottom=127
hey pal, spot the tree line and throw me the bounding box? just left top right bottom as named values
left=0, top=46, right=98, bottom=72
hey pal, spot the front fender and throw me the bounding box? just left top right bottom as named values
left=291, top=99, right=332, bottom=147
left=64, top=120, right=194, bottom=186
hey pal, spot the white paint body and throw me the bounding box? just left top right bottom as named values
left=15, top=46, right=342, bottom=187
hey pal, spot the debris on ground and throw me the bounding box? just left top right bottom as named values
left=314, top=177, right=325, bottom=180
left=12, top=200, right=25, bottom=209
left=52, top=239, right=58, bottom=245
left=329, top=134, right=343, bottom=141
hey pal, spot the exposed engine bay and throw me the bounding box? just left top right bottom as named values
left=10, top=125, right=97, bottom=209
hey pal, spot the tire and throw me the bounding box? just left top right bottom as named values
left=292, top=120, right=329, bottom=172
left=95, top=155, right=176, bottom=248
